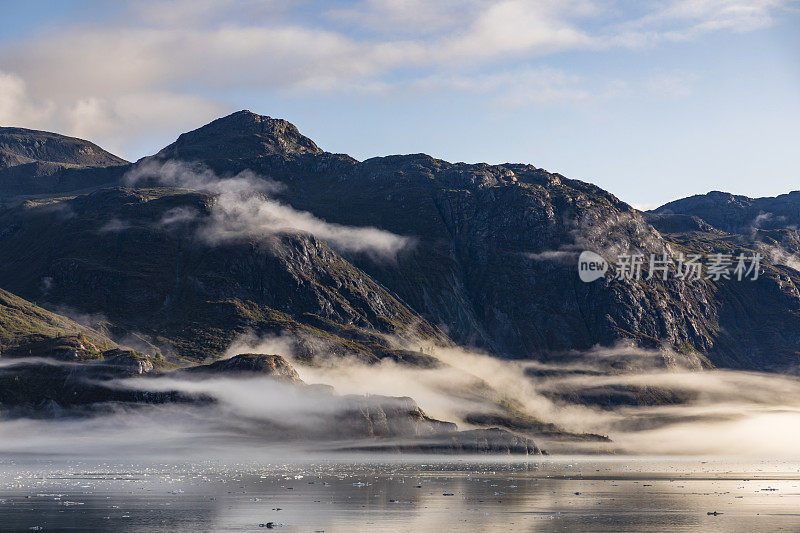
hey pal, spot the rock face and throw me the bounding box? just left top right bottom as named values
left=0, top=187, right=446, bottom=361
left=0, top=287, right=116, bottom=356
left=332, top=395, right=457, bottom=439
left=643, top=212, right=716, bottom=234
left=654, top=190, right=800, bottom=234
left=0, top=350, right=169, bottom=413
left=154, top=110, right=322, bottom=163
left=0, top=127, right=128, bottom=197
left=343, top=428, right=544, bottom=455
left=0, top=111, right=799, bottom=372
left=186, top=353, right=302, bottom=382
left=0, top=287, right=172, bottom=412
left=650, top=191, right=800, bottom=371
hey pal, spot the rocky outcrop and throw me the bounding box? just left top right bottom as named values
left=0, top=127, right=128, bottom=197
left=643, top=212, right=716, bottom=234
left=154, top=110, right=323, bottom=163
left=653, top=190, right=800, bottom=235
left=331, top=395, right=457, bottom=438
left=342, top=428, right=544, bottom=455
left=185, top=353, right=302, bottom=382
left=0, top=351, right=173, bottom=413
left=0, top=287, right=118, bottom=356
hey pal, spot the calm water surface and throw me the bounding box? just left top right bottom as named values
left=1, top=456, right=799, bottom=532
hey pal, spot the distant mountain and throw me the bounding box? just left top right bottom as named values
left=0, top=111, right=798, bottom=373
left=154, top=110, right=323, bottom=163
left=0, top=126, right=128, bottom=197
left=653, top=190, right=800, bottom=235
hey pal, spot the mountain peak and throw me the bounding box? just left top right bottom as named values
left=154, top=110, right=323, bottom=162
left=0, top=127, right=128, bottom=170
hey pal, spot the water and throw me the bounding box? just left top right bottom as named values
left=2, top=457, right=799, bottom=532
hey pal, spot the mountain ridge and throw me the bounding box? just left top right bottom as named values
left=0, top=126, right=130, bottom=198
left=653, top=189, right=800, bottom=235
left=0, top=111, right=798, bottom=372
left=0, top=126, right=128, bottom=170
left=153, top=110, right=325, bottom=163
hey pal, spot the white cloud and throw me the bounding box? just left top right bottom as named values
left=0, top=0, right=793, bottom=155
left=125, top=160, right=413, bottom=259
left=0, top=70, right=54, bottom=128
left=648, top=0, right=790, bottom=32
left=0, top=70, right=223, bottom=157
left=410, top=67, right=593, bottom=108
left=326, top=0, right=483, bottom=36
left=610, top=0, right=797, bottom=45
left=434, top=0, right=596, bottom=62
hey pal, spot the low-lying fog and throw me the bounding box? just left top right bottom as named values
left=2, top=332, right=799, bottom=460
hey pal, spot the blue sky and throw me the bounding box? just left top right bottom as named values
left=0, top=0, right=798, bottom=208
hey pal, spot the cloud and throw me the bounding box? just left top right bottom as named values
left=226, top=330, right=800, bottom=457
left=125, top=160, right=412, bottom=258
left=159, top=206, right=200, bottom=227
left=1, top=0, right=793, bottom=156
left=524, top=250, right=578, bottom=263
left=640, top=0, right=791, bottom=33
left=0, top=70, right=54, bottom=127
left=0, top=69, right=223, bottom=157
left=326, top=0, right=485, bottom=36
left=432, top=0, right=596, bottom=62
left=758, top=242, right=800, bottom=272
left=609, top=0, right=797, bottom=47
left=202, top=193, right=412, bottom=257
left=410, top=67, right=594, bottom=108
left=98, top=218, right=131, bottom=233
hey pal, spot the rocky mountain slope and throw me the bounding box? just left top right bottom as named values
left=654, top=190, right=800, bottom=235
left=0, top=126, right=128, bottom=198
left=1, top=110, right=798, bottom=374
left=134, top=111, right=718, bottom=363
left=0, top=287, right=118, bottom=356
left=0, top=337, right=544, bottom=454
left=0, top=187, right=446, bottom=362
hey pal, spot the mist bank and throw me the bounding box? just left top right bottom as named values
left=3, top=330, right=799, bottom=459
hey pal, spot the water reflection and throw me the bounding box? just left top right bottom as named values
left=2, top=457, right=800, bottom=532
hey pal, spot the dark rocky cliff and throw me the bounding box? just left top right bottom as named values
left=1, top=111, right=799, bottom=372
left=0, top=127, right=128, bottom=197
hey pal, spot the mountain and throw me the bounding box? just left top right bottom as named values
left=138, top=112, right=716, bottom=360
left=0, top=186, right=446, bottom=363
left=0, top=312, right=545, bottom=454
left=0, top=126, right=129, bottom=198
left=0, top=285, right=545, bottom=452
left=7, top=111, right=800, bottom=452
left=653, top=190, right=800, bottom=235
left=140, top=111, right=800, bottom=370
left=0, top=286, right=117, bottom=356
left=0, top=111, right=798, bottom=374
left=652, top=190, right=800, bottom=262
left=154, top=110, right=322, bottom=162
